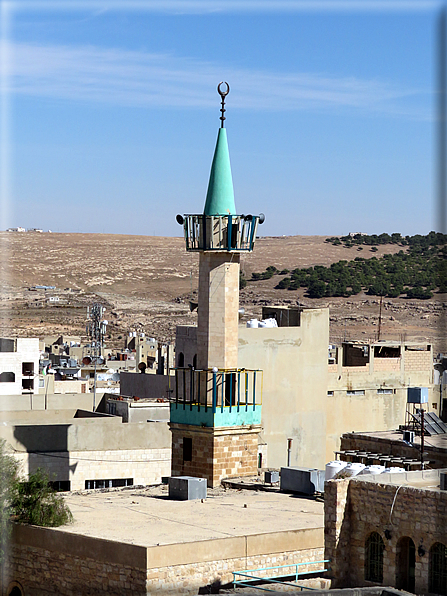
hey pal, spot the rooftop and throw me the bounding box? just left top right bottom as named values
left=353, top=468, right=447, bottom=491
left=58, top=483, right=324, bottom=548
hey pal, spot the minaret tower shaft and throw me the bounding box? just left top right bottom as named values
left=171, top=83, right=265, bottom=487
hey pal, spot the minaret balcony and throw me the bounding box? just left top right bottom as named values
left=180, top=214, right=262, bottom=252
left=170, top=368, right=262, bottom=427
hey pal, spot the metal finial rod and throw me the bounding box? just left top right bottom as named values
left=217, top=81, right=230, bottom=128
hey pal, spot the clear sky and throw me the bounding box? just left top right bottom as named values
left=0, top=0, right=443, bottom=236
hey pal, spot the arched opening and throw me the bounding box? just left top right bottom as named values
left=430, top=542, right=447, bottom=595
left=365, top=532, right=385, bottom=583
left=178, top=352, right=184, bottom=368
left=396, top=536, right=415, bottom=592
left=193, top=354, right=197, bottom=369
left=0, top=371, right=15, bottom=383
left=6, top=581, right=24, bottom=596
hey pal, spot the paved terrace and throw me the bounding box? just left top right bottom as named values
left=59, top=483, right=324, bottom=547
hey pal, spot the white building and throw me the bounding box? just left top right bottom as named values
left=0, top=338, right=40, bottom=395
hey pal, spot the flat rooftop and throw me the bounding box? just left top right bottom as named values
left=59, top=484, right=324, bottom=548
left=345, top=429, right=447, bottom=451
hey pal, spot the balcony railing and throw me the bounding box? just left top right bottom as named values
left=183, top=215, right=259, bottom=252
left=171, top=368, right=262, bottom=427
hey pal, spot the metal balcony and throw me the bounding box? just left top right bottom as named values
left=182, top=214, right=259, bottom=252
left=170, top=368, right=262, bottom=427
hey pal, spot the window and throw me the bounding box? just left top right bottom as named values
left=22, top=378, right=34, bottom=391
left=0, top=372, right=15, bottom=383
left=327, top=391, right=334, bottom=396
left=85, top=478, right=133, bottom=490
left=178, top=352, right=185, bottom=367
left=347, top=390, right=365, bottom=396
left=430, top=543, right=447, bottom=595
left=193, top=354, right=197, bottom=369
left=49, top=480, right=71, bottom=492
left=39, top=378, right=45, bottom=388
left=374, top=346, right=400, bottom=358
left=377, top=389, right=393, bottom=394
left=183, top=437, right=192, bottom=462
left=365, top=532, right=385, bottom=583
left=22, top=362, right=34, bottom=375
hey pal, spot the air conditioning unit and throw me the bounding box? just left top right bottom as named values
left=403, top=430, right=415, bottom=443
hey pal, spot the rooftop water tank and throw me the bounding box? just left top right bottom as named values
left=262, top=318, right=278, bottom=328
left=325, top=461, right=347, bottom=481
left=343, top=463, right=365, bottom=477
left=246, top=319, right=259, bottom=328
left=359, top=465, right=386, bottom=476
left=382, top=467, right=405, bottom=474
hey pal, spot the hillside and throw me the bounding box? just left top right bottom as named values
left=0, top=232, right=444, bottom=352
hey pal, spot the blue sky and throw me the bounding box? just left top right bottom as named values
left=0, top=0, right=443, bottom=236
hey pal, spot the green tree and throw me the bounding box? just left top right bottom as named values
left=12, top=468, right=73, bottom=527
left=0, top=440, right=20, bottom=564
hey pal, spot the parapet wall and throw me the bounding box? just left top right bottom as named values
left=4, top=524, right=324, bottom=595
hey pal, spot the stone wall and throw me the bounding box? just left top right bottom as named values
left=324, top=470, right=447, bottom=594
left=3, top=524, right=147, bottom=596
left=170, top=423, right=259, bottom=487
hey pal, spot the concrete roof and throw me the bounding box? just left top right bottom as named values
left=59, top=484, right=324, bottom=548
left=346, top=429, right=447, bottom=451
left=353, top=467, right=447, bottom=491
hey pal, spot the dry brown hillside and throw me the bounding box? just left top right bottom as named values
left=0, top=232, right=445, bottom=352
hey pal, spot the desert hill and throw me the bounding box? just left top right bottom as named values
left=0, top=232, right=444, bottom=352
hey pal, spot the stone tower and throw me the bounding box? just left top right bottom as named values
left=170, top=83, right=264, bottom=487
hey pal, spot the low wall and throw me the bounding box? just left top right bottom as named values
left=3, top=524, right=147, bottom=596
left=120, top=372, right=174, bottom=400
left=145, top=527, right=325, bottom=594
left=4, top=524, right=324, bottom=595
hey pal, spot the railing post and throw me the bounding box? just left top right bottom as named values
left=245, top=372, right=248, bottom=412
left=253, top=371, right=257, bottom=411
left=212, top=371, right=217, bottom=413
left=182, top=369, right=186, bottom=410
left=237, top=371, right=240, bottom=412
left=221, top=373, right=224, bottom=413
left=228, top=215, right=232, bottom=250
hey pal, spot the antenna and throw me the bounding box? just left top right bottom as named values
left=86, top=302, right=107, bottom=411
left=217, top=81, right=230, bottom=128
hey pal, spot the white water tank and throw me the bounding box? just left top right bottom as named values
left=359, top=465, right=386, bottom=476
left=262, top=318, right=278, bottom=328
left=382, top=467, right=405, bottom=474
left=325, top=461, right=347, bottom=481
left=343, top=463, right=365, bottom=477
left=247, top=319, right=259, bottom=328
left=258, top=320, right=267, bottom=328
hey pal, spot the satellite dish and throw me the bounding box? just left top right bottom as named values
left=258, top=213, right=266, bottom=224
left=176, top=214, right=184, bottom=225
left=82, top=356, right=92, bottom=365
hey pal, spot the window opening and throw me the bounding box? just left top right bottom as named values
left=85, top=478, right=133, bottom=490
left=0, top=372, right=15, bottom=383
left=343, top=343, right=369, bottom=367
left=374, top=346, right=401, bottom=358
left=365, top=532, right=385, bottom=583
left=396, top=537, right=415, bottom=593
left=183, top=437, right=192, bottom=462
left=430, top=542, right=447, bottom=595
left=22, top=362, right=34, bottom=375
left=178, top=352, right=185, bottom=367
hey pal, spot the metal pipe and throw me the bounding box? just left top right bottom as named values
left=287, top=438, right=293, bottom=467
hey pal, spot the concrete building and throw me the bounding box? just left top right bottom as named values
left=325, top=468, right=447, bottom=595
left=0, top=408, right=170, bottom=491
left=170, top=84, right=264, bottom=487
left=0, top=338, right=40, bottom=396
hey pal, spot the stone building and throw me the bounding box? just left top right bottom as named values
left=325, top=468, right=447, bottom=595
left=0, top=338, right=40, bottom=396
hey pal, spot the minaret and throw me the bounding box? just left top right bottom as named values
left=171, top=83, right=265, bottom=487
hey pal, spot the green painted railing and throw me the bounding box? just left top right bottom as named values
left=232, top=560, right=331, bottom=592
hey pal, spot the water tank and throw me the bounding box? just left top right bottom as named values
left=262, top=318, right=278, bottom=328
left=246, top=319, right=259, bottom=328
left=325, top=461, right=347, bottom=481
left=343, top=463, right=365, bottom=477
left=359, top=465, right=386, bottom=476
left=382, top=467, right=405, bottom=474
left=258, top=320, right=267, bottom=328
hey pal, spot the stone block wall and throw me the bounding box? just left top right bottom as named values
left=146, top=546, right=326, bottom=594
left=2, top=524, right=147, bottom=596
left=324, top=471, right=447, bottom=594
left=373, top=358, right=400, bottom=372
left=170, top=423, right=260, bottom=487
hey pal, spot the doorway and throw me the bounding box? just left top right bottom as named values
left=396, top=536, right=415, bottom=593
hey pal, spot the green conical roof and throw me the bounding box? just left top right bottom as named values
left=203, top=128, right=236, bottom=216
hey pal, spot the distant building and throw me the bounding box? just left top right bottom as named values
left=6, top=227, right=25, bottom=232
left=0, top=338, right=40, bottom=395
